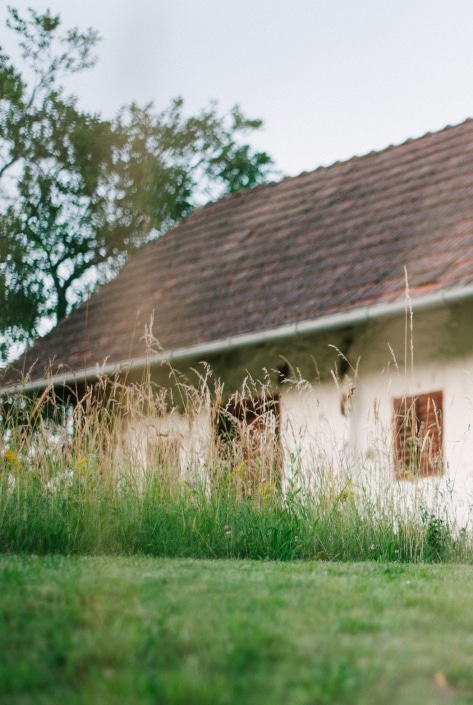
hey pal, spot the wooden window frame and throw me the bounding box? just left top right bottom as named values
left=393, top=391, right=443, bottom=479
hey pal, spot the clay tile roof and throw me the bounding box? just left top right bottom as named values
left=6, top=118, right=473, bottom=387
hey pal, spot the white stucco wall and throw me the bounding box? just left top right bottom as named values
left=237, top=302, right=473, bottom=527
left=348, top=357, right=473, bottom=528
left=121, top=301, right=473, bottom=525
left=279, top=383, right=352, bottom=479
left=119, top=407, right=212, bottom=485
left=326, top=304, right=473, bottom=528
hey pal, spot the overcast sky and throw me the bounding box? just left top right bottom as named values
left=2, top=1, right=473, bottom=176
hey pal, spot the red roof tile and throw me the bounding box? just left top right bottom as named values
left=6, top=119, right=473, bottom=385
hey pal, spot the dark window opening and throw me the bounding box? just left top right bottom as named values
left=215, top=394, right=281, bottom=495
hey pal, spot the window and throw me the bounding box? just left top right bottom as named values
left=393, top=391, right=443, bottom=479
left=215, top=394, right=281, bottom=495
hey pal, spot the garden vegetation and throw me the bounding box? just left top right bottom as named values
left=1, top=367, right=471, bottom=563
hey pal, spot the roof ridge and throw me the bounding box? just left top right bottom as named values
left=97, top=116, right=473, bottom=266
left=312, top=117, right=473, bottom=170
left=191, top=117, right=473, bottom=211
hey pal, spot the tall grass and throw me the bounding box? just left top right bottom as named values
left=0, top=369, right=471, bottom=562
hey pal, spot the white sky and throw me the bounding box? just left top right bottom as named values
left=2, top=0, right=473, bottom=176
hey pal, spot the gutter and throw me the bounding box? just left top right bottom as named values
left=3, top=284, right=473, bottom=395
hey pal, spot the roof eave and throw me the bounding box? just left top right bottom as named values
left=2, top=284, right=473, bottom=396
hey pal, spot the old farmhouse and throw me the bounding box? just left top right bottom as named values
left=3, top=119, right=473, bottom=523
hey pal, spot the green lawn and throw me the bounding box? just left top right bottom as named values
left=1, top=556, right=473, bottom=705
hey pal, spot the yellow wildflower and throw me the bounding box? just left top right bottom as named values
left=3, top=449, right=21, bottom=474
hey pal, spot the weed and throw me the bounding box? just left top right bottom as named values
left=0, top=367, right=471, bottom=561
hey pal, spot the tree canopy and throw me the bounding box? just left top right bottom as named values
left=0, top=6, right=274, bottom=359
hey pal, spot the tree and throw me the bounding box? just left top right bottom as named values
left=0, top=7, right=274, bottom=359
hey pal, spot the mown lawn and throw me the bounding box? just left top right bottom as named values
left=1, top=556, right=473, bottom=705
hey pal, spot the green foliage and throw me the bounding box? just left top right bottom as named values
left=422, top=511, right=452, bottom=562
left=0, top=370, right=471, bottom=562
left=110, top=98, right=274, bottom=245
left=0, top=7, right=114, bottom=352
left=0, top=7, right=274, bottom=358
left=0, top=429, right=470, bottom=563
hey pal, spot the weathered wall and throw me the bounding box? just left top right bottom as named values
left=347, top=302, right=473, bottom=527
left=124, top=301, right=473, bottom=525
